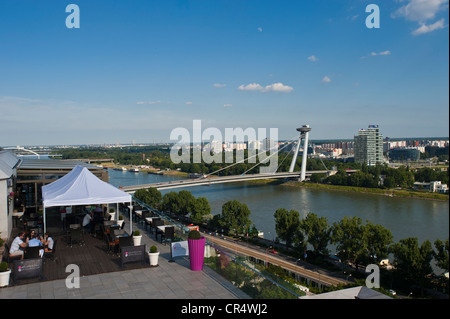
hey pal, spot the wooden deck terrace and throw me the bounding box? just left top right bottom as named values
left=3, top=211, right=149, bottom=287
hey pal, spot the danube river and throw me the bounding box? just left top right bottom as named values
left=108, top=169, right=449, bottom=245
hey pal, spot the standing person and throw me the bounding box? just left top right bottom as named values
left=9, top=232, right=28, bottom=260
left=82, top=212, right=94, bottom=234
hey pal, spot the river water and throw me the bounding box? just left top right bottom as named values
left=108, top=169, right=449, bottom=245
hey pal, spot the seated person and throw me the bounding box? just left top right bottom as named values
left=82, top=212, right=94, bottom=234
left=42, top=232, right=54, bottom=253
left=28, top=232, right=43, bottom=247
left=9, top=232, right=28, bottom=260
left=28, top=232, right=44, bottom=258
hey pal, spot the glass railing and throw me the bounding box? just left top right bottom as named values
left=132, top=198, right=305, bottom=299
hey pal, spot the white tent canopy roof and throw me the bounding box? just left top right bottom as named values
left=42, top=165, right=131, bottom=207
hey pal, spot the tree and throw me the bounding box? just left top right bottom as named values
left=274, top=208, right=301, bottom=249
left=331, top=216, right=367, bottom=270
left=364, top=222, right=393, bottom=264
left=220, top=200, right=252, bottom=235
left=190, top=197, right=211, bottom=225
left=178, top=190, right=196, bottom=217
left=433, top=238, right=449, bottom=273
left=161, top=192, right=182, bottom=215
left=390, top=237, right=433, bottom=295
left=301, top=212, right=331, bottom=256
left=134, top=187, right=162, bottom=209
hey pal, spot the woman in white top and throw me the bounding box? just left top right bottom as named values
left=43, top=232, right=54, bottom=252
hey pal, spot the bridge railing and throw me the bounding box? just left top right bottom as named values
left=131, top=197, right=305, bottom=299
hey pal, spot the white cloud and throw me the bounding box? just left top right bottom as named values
left=321, top=76, right=332, bottom=83
left=370, top=50, right=392, bottom=56
left=213, top=83, right=227, bottom=88
left=308, top=55, right=319, bottom=62
left=238, top=82, right=294, bottom=93
left=257, top=27, right=263, bottom=32
left=412, top=18, right=446, bottom=34
left=238, top=83, right=264, bottom=91
left=263, top=83, right=294, bottom=93
left=223, top=104, right=232, bottom=108
left=186, top=101, right=193, bottom=105
left=392, top=0, right=449, bottom=22
left=137, top=100, right=161, bottom=105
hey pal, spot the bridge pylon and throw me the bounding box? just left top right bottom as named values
left=288, top=125, right=311, bottom=181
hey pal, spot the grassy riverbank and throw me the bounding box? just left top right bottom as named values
left=282, top=181, right=449, bottom=201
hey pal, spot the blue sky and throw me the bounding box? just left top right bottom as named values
left=0, top=0, right=448, bottom=146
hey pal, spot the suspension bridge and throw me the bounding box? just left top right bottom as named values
left=121, top=125, right=336, bottom=193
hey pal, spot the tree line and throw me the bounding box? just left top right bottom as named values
left=313, top=163, right=449, bottom=189
left=273, top=208, right=449, bottom=295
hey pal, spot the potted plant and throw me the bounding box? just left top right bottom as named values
left=0, top=262, right=11, bottom=287
left=148, top=245, right=159, bottom=267
left=117, top=215, right=124, bottom=227
left=108, top=208, right=116, bottom=221
left=133, top=230, right=142, bottom=246
left=187, top=229, right=206, bottom=271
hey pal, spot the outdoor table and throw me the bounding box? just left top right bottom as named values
left=104, top=220, right=114, bottom=227
left=113, top=229, right=127, bottom=237
left=69, top=224, right=81, bottom=230
left=157, top=225, right=173, bottom=231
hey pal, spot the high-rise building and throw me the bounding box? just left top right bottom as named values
left=354, top=125, right=384, bottom=166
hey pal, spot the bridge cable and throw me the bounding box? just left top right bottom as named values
left=241, top=136, right=299, bottom=176
left=201, top=135, right=299, bottom=178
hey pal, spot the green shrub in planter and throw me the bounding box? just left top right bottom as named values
left=109, top=208, right=115, bottom=213
left=0, top=262, right=9, bottom=272
left=188, top=230, right=202, bottom=240
left=134, top=230, right=141, bottom=236
left=150, top=245, right=158, bottom=253
left=119, top=215, right=123, bottom=220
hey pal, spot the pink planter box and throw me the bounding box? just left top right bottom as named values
left=188, top=237, right=206, bottom=271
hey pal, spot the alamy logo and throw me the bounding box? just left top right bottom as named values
left=170, top=120, right=279, bottom=174
left=366, top=4, right=380, bottom=29
left=365, top=264, right=380, bottom=289
left=66, top=4, right=80, bottom=29
left=65, top=264, right=80, bottom=289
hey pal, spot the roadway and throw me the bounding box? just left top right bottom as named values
left=203, top=233, right=349, bottom=288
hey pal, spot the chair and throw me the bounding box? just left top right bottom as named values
left=69, top=228, right=84, bottom=247
left=119, top=236, right=133, bottom=253
left=121, top=221, right=126, bottom=230
left=25, top=246, right=42, bottom=259
left=44, top=239, right=57, bottom=261
left=149, top=217, right=161, bottom=234
left=153, top=220, right=165, bottom=239
left=105, top=233, right=118, bottom=254
left=160, top=226, right=175, bottom=245
left=3, top=243, right=22, bottom=263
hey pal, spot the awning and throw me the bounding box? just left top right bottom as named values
left=42, top=165, right=132, bottom=233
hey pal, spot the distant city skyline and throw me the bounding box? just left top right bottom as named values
left=0, top=0, right=448, bottom=146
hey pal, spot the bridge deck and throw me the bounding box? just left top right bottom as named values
left=121, top=170, right=331, bottom=192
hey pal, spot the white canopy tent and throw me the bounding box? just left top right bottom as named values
left=42, top=165, right=133, bottom=234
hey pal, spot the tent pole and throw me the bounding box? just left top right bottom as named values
left=43, top=205, right=46, bottom=234
left=129, top=202, right=133, bottom=235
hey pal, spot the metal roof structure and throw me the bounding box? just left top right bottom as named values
left=0, top=150, right=20, bottom=180
left=18, top=158, right=100, bottom=170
